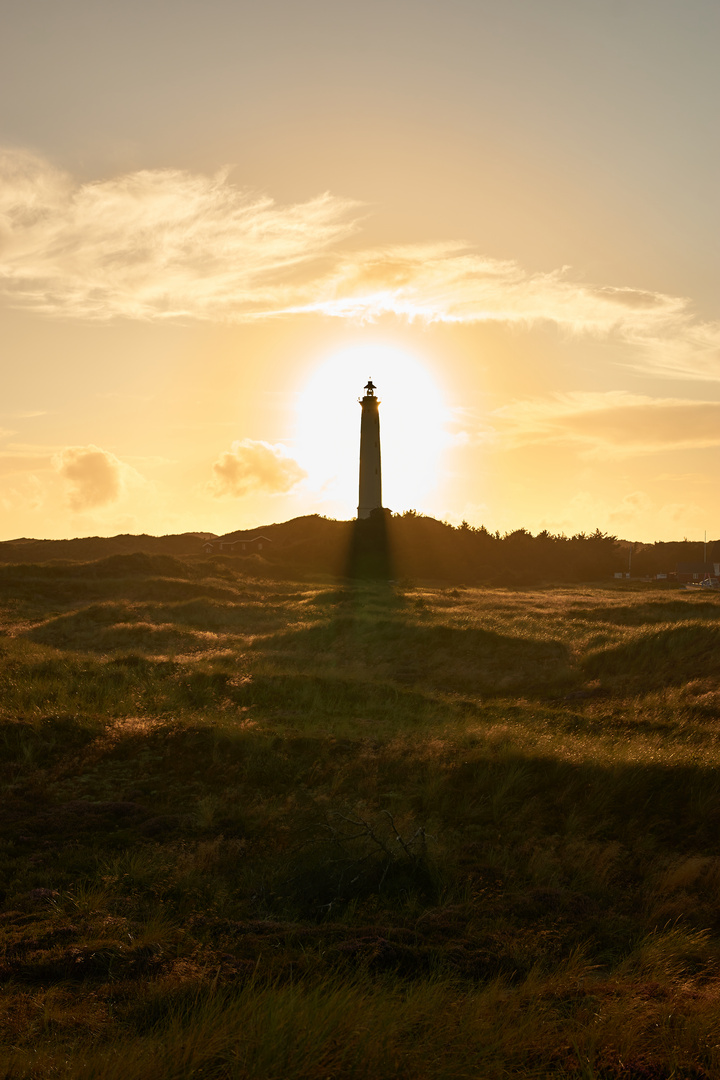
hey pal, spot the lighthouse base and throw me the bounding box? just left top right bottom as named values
left=357, top=504, right=383, bottom=520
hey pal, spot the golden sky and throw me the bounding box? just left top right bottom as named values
left=2, top=0, right=720, bottom=540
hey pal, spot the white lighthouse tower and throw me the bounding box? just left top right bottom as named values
left=357, top=379, right=382, bottom=519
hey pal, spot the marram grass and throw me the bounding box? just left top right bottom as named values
left=2, top=556, right=720, bottom=1077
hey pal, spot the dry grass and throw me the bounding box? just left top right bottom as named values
left=2, top=558, right=720, bottom=1076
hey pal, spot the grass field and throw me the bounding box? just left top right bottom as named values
left=2, top=553, right=720, bottom=1077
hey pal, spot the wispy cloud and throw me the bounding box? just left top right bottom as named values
left=490, top=391, right=720, bottom=456
left=0, top=148, right=359, bottom=320
left=290, top=244, right=686, bottom=333
left=2, top=148, right=720, bottom=379
left=209, top=439, right=306, bottom=498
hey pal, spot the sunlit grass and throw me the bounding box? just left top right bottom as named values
left=2, top=557, right=720, bottom=1075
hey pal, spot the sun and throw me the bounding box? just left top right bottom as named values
left=295, top=342, right=448, bottom=517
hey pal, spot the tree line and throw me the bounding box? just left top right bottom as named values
left=248, top=512, right=717, bottom=584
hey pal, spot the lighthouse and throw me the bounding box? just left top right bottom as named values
left=357, top=379, right=382, bottom=519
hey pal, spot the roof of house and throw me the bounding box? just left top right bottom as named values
left=202, top=535, right=272, bottom=547
left=222, top=535, right=271, bottom=544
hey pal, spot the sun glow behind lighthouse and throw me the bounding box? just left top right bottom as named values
left=295, top=344, right=449, bottom=518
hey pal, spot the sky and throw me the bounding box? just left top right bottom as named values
left=2, top=0, right=720, bottom=541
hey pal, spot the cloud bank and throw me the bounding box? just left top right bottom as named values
left=210, top=440, right=306, bottom=498
left=2, top=147, right=720, bottom=378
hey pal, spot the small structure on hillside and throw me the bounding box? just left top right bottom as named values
left=201, top=535, right=271, bottom=556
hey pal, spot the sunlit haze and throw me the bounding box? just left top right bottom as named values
left=2, top=0, right=720, bottom=540
left=296, top=345, right=449, bottom=519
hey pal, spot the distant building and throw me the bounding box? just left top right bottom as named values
left=676, top=561, right=720, bottom=583
left=201, top=536, right=271, bottom=555
left=614, top=570, right=670, bottom=581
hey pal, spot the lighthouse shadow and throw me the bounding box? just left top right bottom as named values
left=344, top=509, right=394, bottom=581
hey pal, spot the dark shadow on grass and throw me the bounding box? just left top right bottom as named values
left=260, top=616, right=575, bottom=696
left=583, top=622, right=720, bottom=686
left=0, top=573, right=244, bottom=613
left=237, top=668, right=444, bottom=722
left=569, top=599, right=720, bottom=627
left=5, top=721, right=720, bottom=981
left=0, top=552, right=194, bottom=582
left=273, top=810, right=440, bottom=919
left=148, top=598, right=304, bottom=634
left=344, top=509, right=393, bottom=580
left=26, top=604, right=211, bottom=653
left=24, top=594, right=302, bottom=652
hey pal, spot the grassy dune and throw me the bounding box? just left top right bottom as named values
left=2, top=555, right=720, bottom=1077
